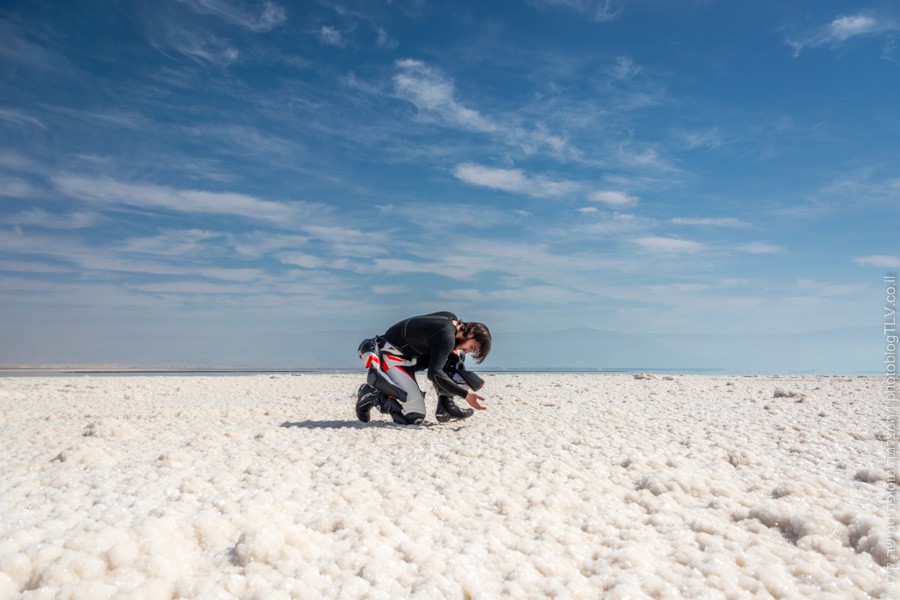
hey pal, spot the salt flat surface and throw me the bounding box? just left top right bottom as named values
left=0, top=374, right=896, bottom=599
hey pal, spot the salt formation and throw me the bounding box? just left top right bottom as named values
left=0, top=374, right=895, bottom=598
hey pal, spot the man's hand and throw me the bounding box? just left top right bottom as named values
left=465, top=391, right=487, bottom=410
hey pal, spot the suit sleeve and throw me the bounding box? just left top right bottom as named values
left=424, top=327, right=469, bottom=398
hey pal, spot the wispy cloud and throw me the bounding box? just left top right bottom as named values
left=531, top=0, right=624, bottom=22
left=367, top=234, right=630, bottom=289
left=614, top=147, right=678, bottom=173
left=0, top=259, right=73, bottom=275
left=53, top=176, right=320, bottom=225
left=793, top=279, right=866, bottom=298
left=737, top=243, right=784, bottom=255
left=372, top=284, right=410, bottom=295
left=609, top=56, right=641, bottom=80
left=231, top=232, right=309, bottom=258
left=0, top=18, right=73, bottom=73
left=672, top=217, right=748, bottom=228
left=391, top=59, right=575, bottom=158
left=0, top=228, right=219, bottom=280
left=126, top=280, right=254, bottom=295
left=454, top=163, right=580, bottom=199
left=398, top=203, right=507, bottom=231
left=828, top=15, right=884, bottom=41
left=788, top=13, right=899, bottom=56
left=393, top=59, right=497, bottom=133
left=437, top=284, right=588, bottom=304
left=372, top=257, right=475, bottom=280
left=142, top=1, right=285, bottom=66
left=374, top=27, right=394, bottom=49
left=822, top=172, right=900, bottom=206
left=2, top=209, right=106, bottom=229
left=319, top=25, right=346, bottom=47
left=0, top=108, right=47, bottom=130
left=573, top=212, right=652, bottom=235
left=276, top=251, right=329, bottom=269
left=148, top=25, right=240, bottom=65
left=0, top=151, right=39, bottom=172
left=634, top=236, right=703, bottom=254
left=589, top=190, right=638, bottom=208
left=855, top=255, right=900, bottom=268
left=121, top=229, right=224, bottom=256
left=456, top=166, right=646, bottom=207
left=0, top=175, right=39, bottom=199
left=674, top=127, right=725, bottom=151
left=180, top=0, right=287, bottom=32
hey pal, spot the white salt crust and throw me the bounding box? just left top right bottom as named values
left=0, top=374, right=896, bottom=599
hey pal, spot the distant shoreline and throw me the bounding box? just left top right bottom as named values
left=0, top=366, right=878, bottom=377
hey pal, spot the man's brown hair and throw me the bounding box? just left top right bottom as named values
left=457, top=321, right=491, bottom=363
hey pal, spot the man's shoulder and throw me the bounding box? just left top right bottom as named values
left=423, top=311, right=458, bottom=321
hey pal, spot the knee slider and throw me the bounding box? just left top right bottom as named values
left=367, top=369, right=408, bottom=402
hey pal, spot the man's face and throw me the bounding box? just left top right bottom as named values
left=457, top=337, right=481, bottom=355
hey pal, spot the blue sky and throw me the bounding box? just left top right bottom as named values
left=1, top=0, right=897, bottom=371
